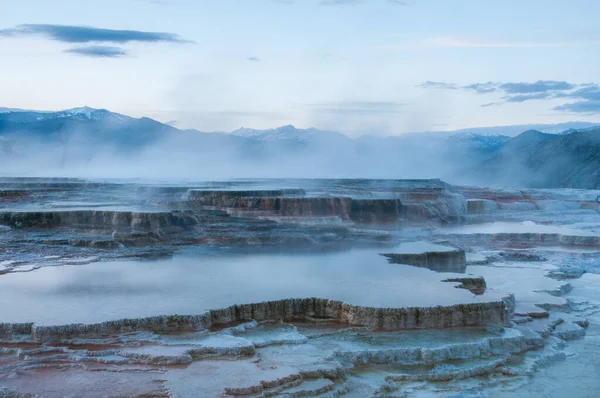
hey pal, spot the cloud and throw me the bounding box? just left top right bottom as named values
left=388, top=0, right=415, bottom=4
left=553, top=85, right=600, bottom=113
left=63, top=45, right=128, bottom=58
left=247, top=56, right=261, bottom=62
left=499, top=80, right=576, bottom=94
left=562, top=85, right=600, bottom=101
left=421, top=80, right=578, bottom=97
left=503, top=92, right=556, bottom=102
left=418, top=81, right=458, bottom=90
left=554, top=100, right=600, bottom=113
left=303, top=101, right=406, bottom=115
left=0, top=24, right=189, bottom=44
left=420, top=79, right=600, bottom=114
left=463, top=82, right=496, bottom=94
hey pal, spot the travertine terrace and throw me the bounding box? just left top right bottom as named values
left=1, top=178, right=599, bottom=397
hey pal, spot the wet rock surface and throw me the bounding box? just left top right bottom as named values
left=0, top=179, right=467, bottom=269
left=382, top=244, right=467, bottom=273
left=0, top=295, right=511, bottom=340
left=0, top=314, right=585, bottom=397
left=1, top=178, right=600, bottom=396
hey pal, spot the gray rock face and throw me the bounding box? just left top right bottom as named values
left=0, top=296, right=512, bottom=340
left=67, top=239, right=122, bottom=249
left=382, top=249, right=467, bottom=273
left=332, top=332, right=543, bottom=367
left=387, top=355, right=512, bottom=382
left=188, top=188, right=467, bottom=225
left=0, top=189, right=29, bottom=202
left=349, top=199, right=403, bottom=224
left=442, top=276, right=487, bottom=295
left=187, top=189, right=305, bottom=206
left=0, top=387, right=32, bottom=398
left=111, top=231, right=165, bottom=246
left=0, top=210, right=199, bottom=232
left=278, top=197, right=352, bottom=218
left=467, top=199, right=498, bottom=214
left=497, top=251, right=547, bottom=262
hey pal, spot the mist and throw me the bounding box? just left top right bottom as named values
left=2, top=111, right=600, bottom=191
left=0, top=131, right=421, bottom=180
left=0, top=116, right=503, bottom=183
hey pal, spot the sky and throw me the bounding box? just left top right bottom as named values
left=1, top=0, right=600, bottom=136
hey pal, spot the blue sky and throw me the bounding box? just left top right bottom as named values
left=1, top=0, right=600, bottom=135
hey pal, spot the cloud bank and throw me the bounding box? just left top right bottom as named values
left=64, top=46, right=128, bottom=58
left=0, top=24, right=189, bottom=58
left=0, top=24, right=188, bottom=44
left=421, top=80, right=600, bottom=114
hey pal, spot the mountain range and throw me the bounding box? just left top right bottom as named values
left=0, top=107, right=599, bottom=188
left=0, top=106, right=177, bottom=149
left=467, top=128, right=600, bottom=189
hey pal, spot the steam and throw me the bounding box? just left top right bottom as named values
left=0, top=129, right=476, bottom=181
left=1, top=117, right=597, bottom=190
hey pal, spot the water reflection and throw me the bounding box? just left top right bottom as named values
left=0, top=246, right=498, bottom=325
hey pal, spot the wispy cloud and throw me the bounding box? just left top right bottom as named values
left=554, top=100, right=600, bottom=113
left=246, top=56, right=261, bottom=62
left=556, top=85, right=600, bottom=101
left=499, top=81, right=576, bottom=94
left=463, top=82, right=496, bottom=94
left=503, top=92, right=556, bottom=103
left=0, top=24, right=189, bottom=44
left=553, top=85, right=600, bottom=113
left=422, top=80, right=580, bottom=99
left=64, top=45, right=128, bottom=58
left=420, top=79, right=600, bottom=114
left=418, top=81, right=458, bottom=90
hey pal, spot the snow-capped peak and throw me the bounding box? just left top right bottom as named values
left=54, top=106, right=129, bottom=122
left=231, top=125, right=307, bottom=141
left=58, top=106, right=113, bottom=120
left=230, top=125, right=348, bottom=143
left=63, top=106, right=100, bottom=117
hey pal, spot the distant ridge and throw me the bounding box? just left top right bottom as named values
left=0, top=106, right=178, bottom=149
left=468, top=127, right=600, bottom=188
left=1, top=106, right=600, bottom=187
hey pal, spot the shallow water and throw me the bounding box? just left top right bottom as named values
left=390, top=240, right=457, bottom=253
left=536, top=245, right=600, bottom=253
left=441, top=221, right=600, bottom=236
left=3, top=180, right=600, bottom=397
left=0, top=245, right=498, bottom=325
left=493, top=273, right=600, bottom=398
